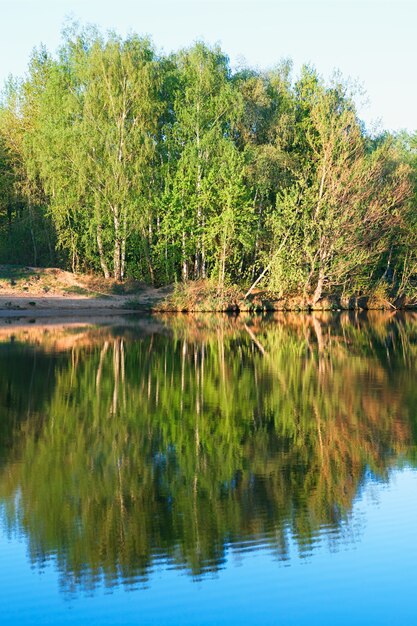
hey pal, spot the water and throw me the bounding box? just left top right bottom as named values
left=0, top=311, right=416, bottom=624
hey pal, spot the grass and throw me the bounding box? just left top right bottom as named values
left=155, top=280, right=242, bottom=312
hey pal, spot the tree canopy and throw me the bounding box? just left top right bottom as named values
left=0, top=25, right=416, bottom=301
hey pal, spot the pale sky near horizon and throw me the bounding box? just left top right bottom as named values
left=1, top=0, right=416, bottom=132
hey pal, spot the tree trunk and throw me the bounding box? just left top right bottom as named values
left=120, top=207, right=128, bottom=282
left=120, top=236, right=126, bottom=281
left=145, top=246, right=155, bottom=285
left=245, top=263, right=271, bottom=299
left=141, top=226, right=155, bottom=285
left=45, top=226, right=54, bottom=266
left=312, top=267, right=325, bottom=305
left=194, top=244, right=200, bottom=279
left=28, top=202, right=37, bottom=266
left=182, top=230, right=188, bottom=281
left=201, top=215, right=206, bottom=278
left=218, top=237, right=227, bottom=289
left=96, top=225, right=110, bottom=279
left=251, top=193, right=262, bottom=281
left=114, top=238, right=121, bottom=281
left=195, top=97, right=203, bottom=280
left=113, top=211, right=122, bottom=281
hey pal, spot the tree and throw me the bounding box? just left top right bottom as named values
left=162, top=43, right=253, bottom=285
left=234, top=62, right=296, bottom=280
left=0, top=62, right=55, bottom=267
left=24, top=26, right=163, bottom=279
left=0, top=28, right=415, bottom=299
left=266, top=68, right=413, bottom=302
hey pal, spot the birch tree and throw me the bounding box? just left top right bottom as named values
left=267, top=69, right=413, bottom=302
left=163, top=43, right=252, bottom=284
left=25, top=27, right=162, bottom=279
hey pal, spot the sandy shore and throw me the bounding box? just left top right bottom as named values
left=0, top=292, right=167, bottom=319
left=0, top=266, right=173, bottom=318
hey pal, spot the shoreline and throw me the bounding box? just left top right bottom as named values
left=2, top=267, right=415, bottom=315
left=1, top=294, right=416, bottom=319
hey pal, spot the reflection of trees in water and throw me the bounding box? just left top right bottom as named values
left=0, top=312, right=416, bottom=592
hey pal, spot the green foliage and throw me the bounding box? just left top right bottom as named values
left=159, top=43, right=253, bottom=284
left=0, top=25, right=416, bottom=299
left=0, top=71, right=56, bottom=266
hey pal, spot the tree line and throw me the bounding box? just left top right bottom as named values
left=0, top=24, right=416, bottom=302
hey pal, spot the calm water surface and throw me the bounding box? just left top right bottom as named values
left=0, top=312, right=417, bottom=625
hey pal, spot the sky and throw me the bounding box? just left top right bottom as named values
left=0, top=0, right=416, bottom=132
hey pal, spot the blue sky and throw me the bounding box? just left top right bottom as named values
left=1, top=0, right=415, bottom=132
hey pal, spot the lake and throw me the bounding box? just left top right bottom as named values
left=0, top=311, right=416, bottom=625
